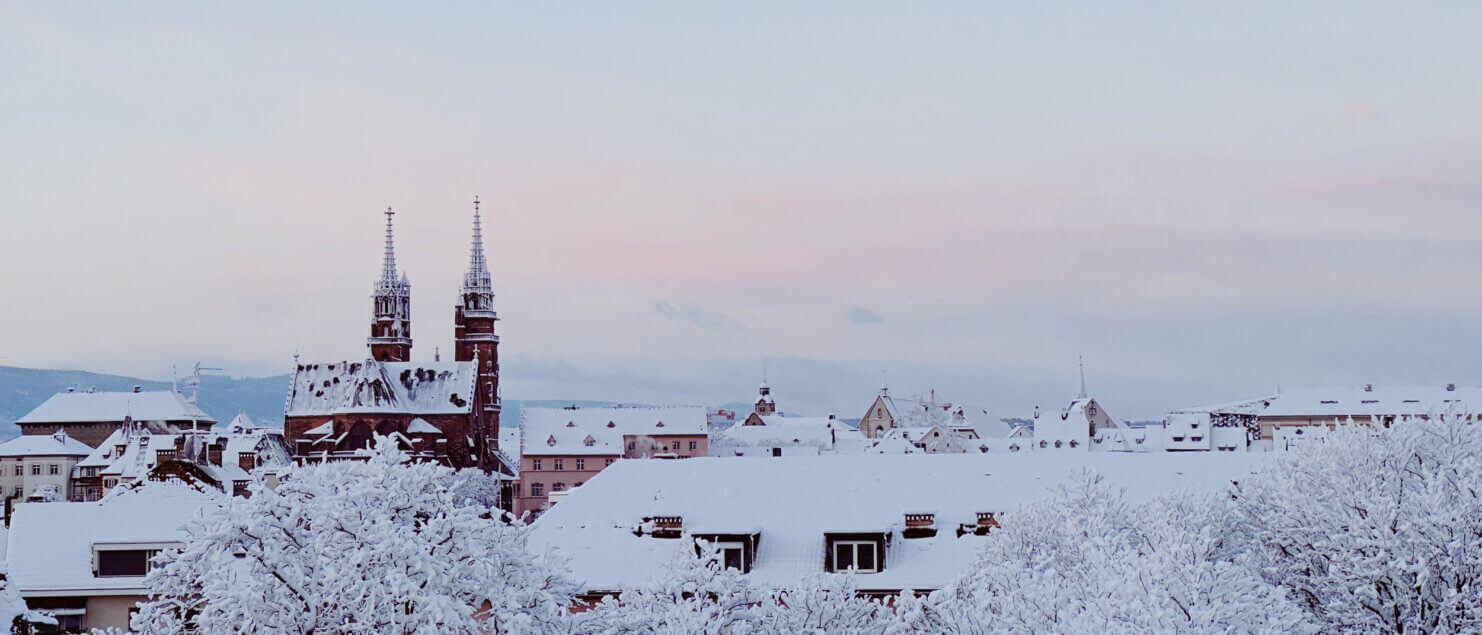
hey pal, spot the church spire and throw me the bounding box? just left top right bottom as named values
left=381, top=207, right=399, bottom=283
left=460, top=196, right=495, bottom=314
left=369, top=207, right=412, bottom=362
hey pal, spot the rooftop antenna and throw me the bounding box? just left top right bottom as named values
left=186, top=362, right=222, bottom=432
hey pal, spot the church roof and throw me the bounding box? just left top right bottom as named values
left=284, top=359, right=477, bottom=417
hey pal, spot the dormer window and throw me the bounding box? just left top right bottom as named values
left=606, top=421, right=616, bottom=428
left=655, top=421, right=665, bottom=428
left=694, top=533, right=760, bottom=573
left=583, top=435, right=596, bottom=447
left=546, top=435, right=557, bottom=447
left=566, top=421, right=575, bottom=427
left=826, top=533, right=885, bottom=573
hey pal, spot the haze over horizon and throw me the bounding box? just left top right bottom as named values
left=4, top=2, right=1481, bottom=420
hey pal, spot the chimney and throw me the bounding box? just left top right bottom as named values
left=238, top=453, right=256, bottom=472
left=207, top=443, right=224, bottom=466
left=133, top=385, right=142, bottom=393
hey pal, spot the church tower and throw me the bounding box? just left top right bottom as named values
left=369, top=207, right=413, bottom=362
left=454, top=197, right=500, bottom=416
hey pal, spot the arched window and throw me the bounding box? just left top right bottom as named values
left=375, top=421, right=396, bottom=437
left=345, top=422, right=373, bottom=450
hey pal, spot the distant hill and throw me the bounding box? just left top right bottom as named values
left=0, top=366, right=656, bottom=441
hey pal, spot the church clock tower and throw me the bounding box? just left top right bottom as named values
left=369, top=207, right=413, bottom=362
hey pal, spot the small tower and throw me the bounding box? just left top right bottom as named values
left=755, top=375, right=776, bottom=416
left=369, top=207, right=413, bottom=362
left=454, top=196, right=500, bottom=414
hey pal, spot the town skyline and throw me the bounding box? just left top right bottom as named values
left=5, top=1, right=1482, bottom=420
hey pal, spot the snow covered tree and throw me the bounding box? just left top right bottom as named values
left=941, top=470, right=1307, bottom=632
left=2, top=562, right=29, bottom=635
left=573, top=544, right=765, bottom=634
left=752, top=573, right=895, bottom=634
left=1232, top=412, right=1482, bottom=632
left=27, top=485, right=60, bottom=503
left=133, top=436, right=577, bottom=634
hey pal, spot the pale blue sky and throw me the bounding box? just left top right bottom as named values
left=3, top=2, right=1481, bottom=419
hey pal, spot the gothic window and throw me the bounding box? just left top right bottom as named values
left=345, top=422, right=373, bottom=451
left=376, top=421, right=395, bottom=437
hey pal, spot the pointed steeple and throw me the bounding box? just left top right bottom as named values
left=1075, top=355, right=1088, bottom=400
left=381, top=207, right=399, bottom=283
left=460, top=196, right=495, bottom=314
left=880, top=370, right=889, bottom=397
left=369, top=207, right=412, bottom=362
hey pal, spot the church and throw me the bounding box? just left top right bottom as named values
left=282, top=199, right=509, bottom=475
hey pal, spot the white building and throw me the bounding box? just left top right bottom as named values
left=5, top=484, right=218, bottom=631
left=0, top=432, right=93, bottom=503
left=710, top=414, right=866, bottom=457
left=528, top=452, right=1268, bottom=599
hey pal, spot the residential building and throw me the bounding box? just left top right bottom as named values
left=527, top=452, right=1266, bottom=601
left=512, top=406, right=708, bottom=519
left=0, top=431, right=92, bottom=503
left=1253, top=384, right=1481, bottom=440
left=5, top=484, right=217, bottom=631
left=858, top=381, right=1005, bottom=451
left=16, top=387, right=215, bottom=448
left=283, top=202, right=508, bottom=476
left=73, top=414, right=290, bottom=500
left=715, top=380, right=867, bottom=456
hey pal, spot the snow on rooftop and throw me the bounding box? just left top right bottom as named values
left=713, top=416, right=852, bottom=448
left=17, top=390, right=214, bottom=425
left=6, top=484, right=219, bottom=594
left=1258, top=385, right=1482, bottom=418
left=529, top=452, right=1268, bottom=593
left=285, top=360, right=477, bottom=417
left=521, top=406, right=707, bottom=456
left=0, top=433, right=93, bottom=458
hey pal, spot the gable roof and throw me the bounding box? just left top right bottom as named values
left=529, top=452, right=1269, bottom=593
left=713, top=416, right=856, bottom=449
left=18, top=390, right=213, bottom=425
left=521, top=406, right=707, bottom=456
left=0, top=433, right=93, bottom=458
left=1257, top=385, right=1482, bottom=418
left=284, top=360, right=477, bottom=417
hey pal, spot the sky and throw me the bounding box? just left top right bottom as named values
left=2, top=2, right=1481, bottom=420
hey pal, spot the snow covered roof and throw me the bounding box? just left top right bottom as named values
left=17, top=390, right=214, bottom=425
left=6, top=484, right=219, bottom=595
left=529, top=452, right=1268, bottom=593
left=715, top=416, right=854, bottom=448
left=521, top=406, right=707, bottom=457
left=76, top=428, right=290, bottom=481
left=1257, top=385, right=1482, bottom=418
left=0, top=433, right=93, bottom=458
left=284, top=360, right=477, bottom=417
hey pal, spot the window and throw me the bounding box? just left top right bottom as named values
left=605, top=458, right=615, bottom=467
left=689, top=441, right=697, bottom=451
left=715, top=542, right=746, bottom=571
left=552, top=482, right=566, bottom=492
left=575, top=458, right=585, bottom=470
left=627, top=441, right=635, bottom=450
left=512, top=484, right=521, bottom=498
left=531, top=459, right=542, bottom=471
left=49, top=464, right=59, bottom=475
left=672, top=441, right=680, bottom=451
left=530, top=483, right=544, bottom=497
left=31, top=464, right=40, bottom=475
left=832, top=541, right=879, bottom=573
left=12, top=465, right=19, bottom=476
left=97, top=549, right=161, bottom=577
left=553, top=459, right=564, bottom=471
